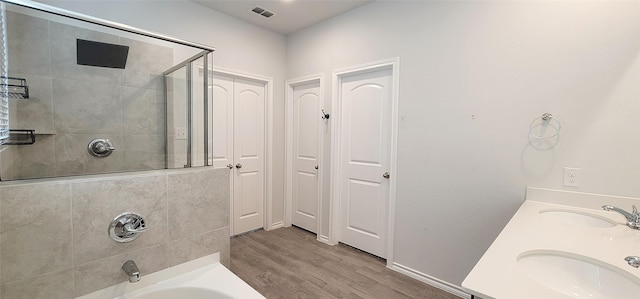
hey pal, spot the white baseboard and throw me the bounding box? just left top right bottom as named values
left=269, top=221, right=285, bottom=230
left=317, top=234, right=331, bottom=245
left=389, top=262, right=471, bottom=299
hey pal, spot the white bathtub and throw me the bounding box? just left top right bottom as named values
left=78, top=253, right=265, bottom=299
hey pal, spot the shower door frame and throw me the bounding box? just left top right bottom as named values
left=163, top=50, right=213, bottom=168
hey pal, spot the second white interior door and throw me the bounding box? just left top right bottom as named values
left=291, top=81, right=322, bottom=233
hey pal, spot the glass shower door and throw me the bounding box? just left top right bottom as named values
left=164, top=51, right=213, bottom=169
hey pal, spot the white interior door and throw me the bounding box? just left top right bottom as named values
left=212, top=74, right=235, bottom=235
left=212, top=75, right=234, bottom=169
left=233, top=78, right=265, bottom=235
left=291, top=81, right=321, bottom=233
left=339, top=68, right=393, bottom=258
left=212, top=74, right=265, bottom=236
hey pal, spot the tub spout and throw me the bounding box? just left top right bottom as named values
left=122, top=260, right=140, bottom=283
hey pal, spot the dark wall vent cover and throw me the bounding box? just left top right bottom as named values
left=76, top=39, right=129, bottom=69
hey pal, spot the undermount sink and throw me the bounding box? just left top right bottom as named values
left=125, top=287, right=234, bottom=299
left=539, top=209, right=616, bottom=228
left=518, top=250, right=640, bottom=299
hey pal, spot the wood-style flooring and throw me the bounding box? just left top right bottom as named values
left=230, top=226, right=462, bottom=299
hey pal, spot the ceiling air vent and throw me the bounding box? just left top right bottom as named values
left=251, top=6, right=275, bottom=18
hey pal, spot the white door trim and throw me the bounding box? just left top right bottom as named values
left=330, top=58, right=400, bottom=266
left=213, top=67, right=277, bottom=232
left=285, top=74, right=326, bottom=242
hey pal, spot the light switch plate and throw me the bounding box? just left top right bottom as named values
left=175, top=127, right=187, bottom=140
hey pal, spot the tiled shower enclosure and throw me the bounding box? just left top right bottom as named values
left=1, top=10, right=173, bottom=179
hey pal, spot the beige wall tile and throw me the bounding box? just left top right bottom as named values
left=52, top=78, right=123, bottom=135
left=54, top=134, right=124, bottom=177
left=120, top=37, right=173, bottom=76
left=122, top=87, right=164, bottom=135
left=0, top=183, right=72, bottom=283
left=0, top=167, right=229, bottom=295
left=0, top=269, right=74, bottom=299
left=167, top=168, right=229, bottom=239
left=0, top=146, right=16, bottom=181
left=122, top=134, right=165, bottom=172
left=71, top=174, right=167, bottom=264
left=120, top=37, right=172, bottom=89
left=74, top=244, right=168, bottom=297
left=12, top=135, right=56, bottom=179
left=6, top=11, right=51, bottom=76
left=167, top=227, right=230, bottom=268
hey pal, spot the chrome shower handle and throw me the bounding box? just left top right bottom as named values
left=124, top=223, right=147, bottom=233
left=109, top=212, right=147, bottom=243
left=88, top=138, right=116, bottom=157
left=98, top=142, right=115, bottom=151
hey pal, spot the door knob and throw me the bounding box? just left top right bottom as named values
left=226, top=164, right=233, bottom=169
left=383, top=172, right=390, bottom=179
left=236, top=163, right=242, bottom=169
left=315, top=165, right=319, bottom=170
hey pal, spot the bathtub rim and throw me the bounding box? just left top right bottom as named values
left=76, top=253, right=263, bottom=299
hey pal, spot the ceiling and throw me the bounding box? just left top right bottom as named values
left=193, top=0, right=372, bottom=35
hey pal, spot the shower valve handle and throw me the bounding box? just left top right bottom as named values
left=88, top=138, right=116, bottom=157
left=96, top=142, right=115, bottom=152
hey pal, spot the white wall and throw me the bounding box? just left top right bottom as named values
left=29, top=0, right=640, bottom=289
left=36, top=0, right=288, bottom=226
left=287, top=1, right=640, bottom=285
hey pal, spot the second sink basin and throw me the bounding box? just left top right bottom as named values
left=539, top=209, right=616, bottom=228
left=518, top=250, right=640, bottom=299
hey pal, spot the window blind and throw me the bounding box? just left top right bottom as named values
left=0, top=4, right=9, bottom=144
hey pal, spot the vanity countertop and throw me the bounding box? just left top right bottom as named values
left=461, top=187, right=640, bottom=299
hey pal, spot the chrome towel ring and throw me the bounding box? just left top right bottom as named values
left=529, top=113, right=561, bottom=139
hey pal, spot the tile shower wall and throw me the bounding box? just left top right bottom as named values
left=0, top=167, right=229, bottom=298
left=0, top=11, right=172, bottom=180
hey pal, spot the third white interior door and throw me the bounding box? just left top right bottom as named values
left=291, top=80, right=322, bottom=233
left=338, top=67, right=393, bottom=258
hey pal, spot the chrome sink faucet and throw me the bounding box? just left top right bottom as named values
left=122, top=260, right=141, bottom=283
left=626, top=256, right=640, bottom=268
left=602, top=205, right=640, bottom=230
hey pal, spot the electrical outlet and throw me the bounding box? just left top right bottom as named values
left=175, top=127, right=187, bottom=140
left=563, top=167, right=580, bottom=187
